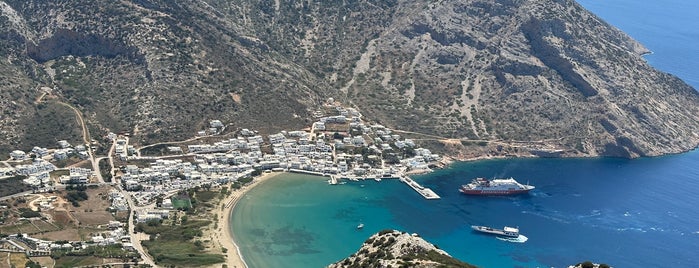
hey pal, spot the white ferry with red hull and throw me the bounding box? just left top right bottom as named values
left=459, top=177, right=534, bottom=195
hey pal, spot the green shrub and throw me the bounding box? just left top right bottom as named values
left=19, top=208, right=41, bottom=218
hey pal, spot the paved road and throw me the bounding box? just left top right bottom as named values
left=124, top=190, right=157, bottom=267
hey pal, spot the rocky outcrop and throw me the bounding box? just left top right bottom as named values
left=328, top=230, right=475, bottom=268
left=569, top=261, right=612, bottom=268
left=0, top=0, right=698, bottom=158
left=26, top=28, right=144, bottom=64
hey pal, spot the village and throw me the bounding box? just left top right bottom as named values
left=0, top=100, right=444, bottom=267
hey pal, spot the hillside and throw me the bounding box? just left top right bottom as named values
left=1, top=0, right=698, bottom=158
left=328, top=230, right=476, bottom=268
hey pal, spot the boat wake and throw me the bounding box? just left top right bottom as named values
left=497, top=234, right=528, bottom=243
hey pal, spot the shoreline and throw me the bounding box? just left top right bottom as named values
left=208, top=150, right=699, bottom=267
left=215, top=172, right=281, bottom=268
left=210, top=148, right=699, bottom=267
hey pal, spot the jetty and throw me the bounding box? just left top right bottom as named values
left=400, top=176, right=440, bottom=199
left=328, top=175, right=339, bottom=185
left=289, top=168, right=331, bottom=177
left=328, top=173, right=438, bottom=200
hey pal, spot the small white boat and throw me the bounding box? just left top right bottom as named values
left=357, top=223, right=364, bottom=229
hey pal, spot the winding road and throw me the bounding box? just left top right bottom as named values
left=55, top=101, right=104, bottom=184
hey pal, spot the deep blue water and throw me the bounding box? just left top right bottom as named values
left=576, top=0, right=699, bottom=89
left=232, top=150, right=699, bottom=267
left=413, top=152, right=699, bottom=267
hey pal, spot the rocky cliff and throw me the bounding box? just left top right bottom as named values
left=328, top=230, right=475, bottom=268
left=1, top=0, right=698, bottom=158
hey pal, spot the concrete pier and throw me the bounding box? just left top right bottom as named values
left=328, top=175, right=339, bottom=185
left=289, top=168, right=331, bottom=177
left=400, top=176, right=440, bottom=199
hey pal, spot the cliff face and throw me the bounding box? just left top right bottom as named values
left=1, top=0, right=698, bottom=158
left=328, top=230, right=475, bottom=268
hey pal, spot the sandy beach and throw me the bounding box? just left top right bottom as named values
left=214, top=172, right=281, bottom=268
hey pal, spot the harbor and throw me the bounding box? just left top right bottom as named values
left=327, top=173, right=440, bottom=199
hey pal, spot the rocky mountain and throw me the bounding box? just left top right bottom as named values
left=1, top=0, right=698, bottom=158
left=328, top=230, right=475, bottom=268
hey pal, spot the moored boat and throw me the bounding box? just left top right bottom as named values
left=471, top=225, right=519, bottom=237
left=459, top=177, right=534, bottom=195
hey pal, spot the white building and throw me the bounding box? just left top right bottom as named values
left=0, top=167, right=14, bottom=177
left=10, top=150, right=27, bottom=160
left=15, top=160, right=56, bottom=176
left=57, top=140, right=71, bottom=149
left=313, top=122, right=326, bottom=131
left=268, top=133, right=286, bottom=144
left=53, top=150, right=68, bottom=161
left=210, top=120, right=224, bottom=128
left=240, top=129, right=255, bottom=136
left=124, top=180, right=141, bottom=190
left=31, top=147, right=49, bottom=158
left=162, top=199, right=173, bottom=209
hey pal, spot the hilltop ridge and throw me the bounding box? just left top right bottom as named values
left=1, top=0, right=698, bottom=159
left=328, top=230, right=476, bottom=268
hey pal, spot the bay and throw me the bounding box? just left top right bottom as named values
left=231, top=150, right=699, bottom=267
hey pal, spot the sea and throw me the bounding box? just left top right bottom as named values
left=230, top=1, right=699, bottom=267
left=232, top=151, right=699, bottom=267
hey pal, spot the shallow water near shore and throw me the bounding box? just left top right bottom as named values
left=231, top=150, right=699, bottom=267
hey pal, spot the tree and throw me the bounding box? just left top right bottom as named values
left=146, top=219, right=161, bottom=227
left=25, top=260, right=41, bottom=268
left=194, top=240, right=204, bottom=250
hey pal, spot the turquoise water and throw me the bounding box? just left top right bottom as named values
left=232, top=150, right=699, bottom=267
left=230, top=174, right=404, bottom=268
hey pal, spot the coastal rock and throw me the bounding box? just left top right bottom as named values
left=328, top=230, right=476, bottom=268
left=569, top=261, right=612, bottom=268
left=0, top=0, right=698, bottom=158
